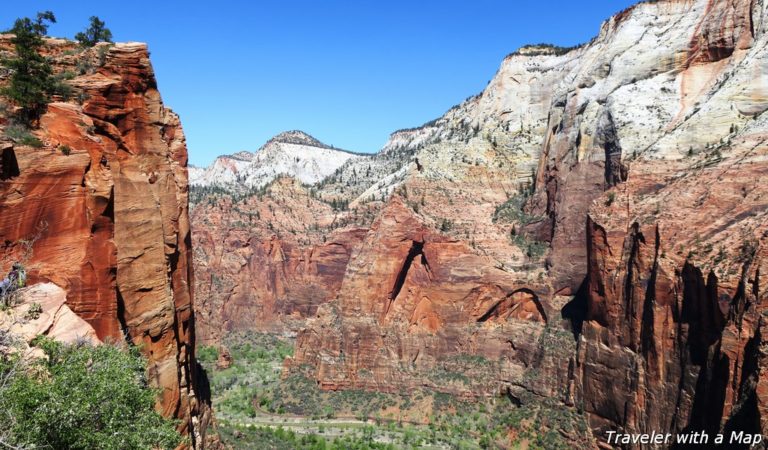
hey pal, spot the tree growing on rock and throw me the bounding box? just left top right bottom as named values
left=75, top=16, right=113, bottom=47
left=1, top=11, right=57, bottom=126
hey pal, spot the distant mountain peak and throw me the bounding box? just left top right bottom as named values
left=267, top=130, right=329, bottom=148
left=189, top=130, right=362, bottom=188
left=225, top=151, right=255, bottom=161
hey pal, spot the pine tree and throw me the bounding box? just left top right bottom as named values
left=2, top=11, right=57, bottom=126
left=75, top=16, right=113, bottom=47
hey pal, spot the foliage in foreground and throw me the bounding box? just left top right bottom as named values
left=0, top=337, right=181, bottom=450
left=1, top=12, right=114, bottom=126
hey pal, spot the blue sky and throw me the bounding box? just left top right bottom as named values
left=4, top=1, right=637, bottom=166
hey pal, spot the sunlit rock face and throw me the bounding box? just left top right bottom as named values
left=189, top=130, right=362, bottom=189
left=1, top=283, right=101, bottom=346
left=191, top=0, right=767, bottom=446
left=0, top=38, right=212, bottom=447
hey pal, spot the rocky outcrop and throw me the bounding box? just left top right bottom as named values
left=576, top=118, right=768, bottom=444
left=287, top=198, right=567, bottom=399
left=189, top=130, right=362, bottom=189
left=0, top=39, right=211, bottom=447
left=515, top=0, right=768, bottom=445
left=1, top=283, right=101, bottom=346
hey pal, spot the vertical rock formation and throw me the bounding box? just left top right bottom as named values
left=283, top=0, right=768, bottom=446
left=0, top=39, right=211, bottom=447
left=515, top=0, right=768, bottom=444
left=288, top=198, right=563, bottom=398
left=191, top=176, right=370, bottom=343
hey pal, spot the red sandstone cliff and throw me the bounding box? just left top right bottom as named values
left=191, top=177, right=369, bottom=343
left=0, top=38, right=212, bottom=447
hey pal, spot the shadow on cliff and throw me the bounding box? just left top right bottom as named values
left=561, top=276, right=588, bottom=339
left=672, top=263, right=759, bottom=449
left=1, top=147, right=20, bottom=180
left=195, top=360, right=213, bottom=408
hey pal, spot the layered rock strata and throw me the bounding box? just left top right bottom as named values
left=0, top=38, right=211, bottom=447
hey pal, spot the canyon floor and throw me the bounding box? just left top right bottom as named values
left=200, top=332, right=584, bottom=449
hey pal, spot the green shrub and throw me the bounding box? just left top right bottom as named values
left=493, top=194, right=541, bottom=224
left=512, top=234, right=547, bottom=259
left=51, top=71, right=76, bottom=100
left=24, top=302, right=42, bottom=320
left=197, top=345, right=219, bottom=364
left=59, top=145, right=71, bottom=155
left=97, top=44, right=113, bottom=67
left=4, top=124, right=43, bottom=147
left=75, top=16, right=113, bottom=48
left=76, top=58, right=94, bottom=75
left=0, top=337, right=181, bottom=449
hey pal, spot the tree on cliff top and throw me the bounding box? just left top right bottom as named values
left=75, top=16, right=113, bottom=47
left=1, top=11, right=56, bottom=126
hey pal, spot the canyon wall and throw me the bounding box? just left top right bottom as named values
left=292, top=0, right=768, bottom=445
left=191, top=0, right=768, bottom=446
left=0, top=38, right=212, bottom=447
left=191, top=177, right=370, bottom=343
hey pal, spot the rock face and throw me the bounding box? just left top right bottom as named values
left=531, top=0, right=768, bottom=443
left=191, top=0, right=768, bottom=446
left=192, top=176, right=370, bottom=343
left=1, top=283, right=101, bottom=346
left=0, top=39, right=211, bottom=447
left=287, top=198, right=562, bottom=398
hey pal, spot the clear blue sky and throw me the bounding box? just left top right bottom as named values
left=4, top=1, right=637, bottom=166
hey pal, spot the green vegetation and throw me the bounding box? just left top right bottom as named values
left=512, top=234, right=548, bottom=259
left=1, top=11, right=57, bottom=125
left=267, top=372, right=398, bottom=420
left=0, top=337, right=180, bottom=449
left=23, top=302, right=42, bottom=320
left=330, top=197, right=350, bottom=211
left=511, top=42, right=584, bottom=57
left=202, top=332, right=294, bottom=420
left=493, top=194, right=540, bottom=225
left=75, top=16, right=113, bottom=47
left=3, top=124, right=43, bottom=147
left=492, top=194, right=549, bottom=259
left=197, top=344, right=219, bottom=364
left=189, top=182, right=275, bottom=206
left=51, top=70, right=76, bottom=100
left=219, top=424, right=397, bottom=450
left=0, top=12, right=111, bottom=127
left=201, top=332, right=587, bottom=449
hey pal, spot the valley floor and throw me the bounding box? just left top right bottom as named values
left=199, top=332, right=589, bottom=449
